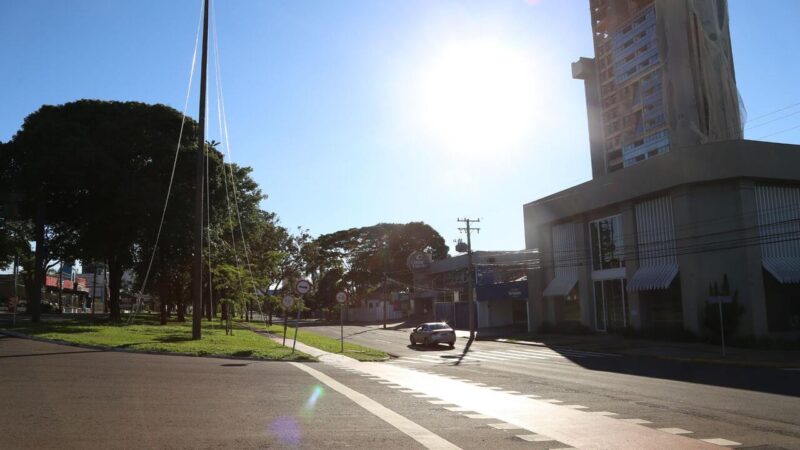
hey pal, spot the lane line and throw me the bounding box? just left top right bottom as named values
left=700, top=438, right=741, bottom=446
left=659, top=428, right=693, bottom=435
left=620, top=419, right=652, bottom=425
left=516, top=434, right=555, bottom=442
left=290, top=363, right=461, bottom=450
left=489, top=423, right=521, bottom=430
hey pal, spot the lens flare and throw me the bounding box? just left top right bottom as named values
left=267, top=416, right=301, bottom=446
left=305, top=385, right=324, bottom=410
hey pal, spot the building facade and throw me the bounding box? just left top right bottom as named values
left=412, top=251, right=535, bottom=329
left=525, top=141, right=800, bottom=337
left=523, top=0, right=800, bottom=338
left=576, top=0, right=741, bottom=176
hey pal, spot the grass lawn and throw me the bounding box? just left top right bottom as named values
left=264, top=323, right=389, bottom=362
left=1, top=314, right=313, bottom=361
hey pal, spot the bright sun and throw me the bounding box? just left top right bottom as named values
left=417, top=39, right=539, bottom=157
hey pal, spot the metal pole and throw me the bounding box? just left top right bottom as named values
left=340, top=304, right=344, bottom=353
left=383, top=273, right=387, bottom=329
left=191, top=0, right=210, bottom=341
left=467, top=230, right=474, bottom=340
left=291, top=299, right=301, bottom=354
left=282, top=307, right=288, bottom=346
left=718, top=300, right=726, bottom=357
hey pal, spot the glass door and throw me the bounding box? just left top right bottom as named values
left=593, top=279, right=627, bottom=332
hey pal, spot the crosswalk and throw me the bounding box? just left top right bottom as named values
left=389, top=346, right=618, bottom=366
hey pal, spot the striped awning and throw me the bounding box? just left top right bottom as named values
left=542, top=274, right=577, bottom=297
left=627, top=264, right=678, bottom=292
left=763, top=257, right=800, bottom=284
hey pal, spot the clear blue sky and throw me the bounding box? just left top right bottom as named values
left=2, top=1, right=799, bottom=254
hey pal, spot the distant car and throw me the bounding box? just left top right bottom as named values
left=410, top=322, right=456, bottom=348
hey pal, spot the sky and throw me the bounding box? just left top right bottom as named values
left=2, top=0, right=799, bottom=255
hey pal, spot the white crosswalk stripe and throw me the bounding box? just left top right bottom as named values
left=389, top=346, right=612, bottom=366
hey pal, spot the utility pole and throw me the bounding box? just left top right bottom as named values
left=191, top=0, right=210, bottom=340
left=383, top=273, right=388, bottom=329
left=457, top=218, right=479, bottom=340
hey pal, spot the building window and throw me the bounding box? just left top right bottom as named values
left=590, top=215, right=625, bottom=271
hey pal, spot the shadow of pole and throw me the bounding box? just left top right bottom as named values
left=452, top=335, right=475, bottom=366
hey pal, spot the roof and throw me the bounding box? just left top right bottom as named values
left=523, top=140, right=800, bottom=230
left=424, top=250, right=539, bottom=274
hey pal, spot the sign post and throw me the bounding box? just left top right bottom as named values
left=282, top=295, right=294, bottom=346
left=336, top=291, right=347, bottom=353
left=9, top=297, right=18, bottom=327
left=292, top=280, right=312, bottom=354
left=707, top=296, right=732, bottom=357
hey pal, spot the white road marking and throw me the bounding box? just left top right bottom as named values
left=445, top=407, right=472, bottom=412
left=290, top=363, right=461, bottom=450
left=429, top=400, right=452, bottom=405
left=700, top=438, right=741, bottom=446
left=463, top=413, right=493, bottom=419
left=589, top=411, right=618, bottom=416
left=620, top=419, right=652, bottom=424
left=489, top=423, right=521, bottom=430
left=329, top=362, right=718, bottom=449
left=563, top=405, right=588, bottom=409
left=659, top=428, right=693, bottom=435
left=541, top=399, right=564, bottom=403
left=516, top=434, right=555, bottom=442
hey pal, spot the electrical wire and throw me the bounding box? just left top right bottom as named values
left=127, top=0, right=204, bottom=325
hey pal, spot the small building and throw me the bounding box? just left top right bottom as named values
left=412, top=251, right=536, bottom=329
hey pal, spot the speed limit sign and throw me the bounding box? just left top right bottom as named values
left=335, top=291, right=347, bottom=304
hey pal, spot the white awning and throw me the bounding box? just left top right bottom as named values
left=763, top=257, right=800, bottom=284
left=542, top=274, right=577, bottom=297
left=627, top=264, right=678, bottom=292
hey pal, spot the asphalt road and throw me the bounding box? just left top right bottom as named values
left=3, top=324, right=799, bottom=449
left=301, top=323, right=800, bottom=449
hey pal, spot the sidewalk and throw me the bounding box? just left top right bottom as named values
left=475, top=329, right=800, bottom=368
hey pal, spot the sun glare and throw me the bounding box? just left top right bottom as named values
left=417, top=40, right=539, bottom=158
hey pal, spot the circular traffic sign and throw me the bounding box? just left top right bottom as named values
left=282, top=295, right=295, bottom=309
left=335, top=291, right=347, bottom=304
left=295, top=279, right=312, bottom=295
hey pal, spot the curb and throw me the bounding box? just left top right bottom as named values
left=493, top=337, right=798, bottom=369
left=0, top=328, right=317, bottom=363
left=236, top=322, right=393, bottom=362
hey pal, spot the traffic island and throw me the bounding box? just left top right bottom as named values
left=0, top=314, right=314, bottom=361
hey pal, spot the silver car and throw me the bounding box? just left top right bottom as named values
left=409, top=322, right=456, bottom=348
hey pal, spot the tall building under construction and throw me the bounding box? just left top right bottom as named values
left=574, top=0, right=742, bottom=175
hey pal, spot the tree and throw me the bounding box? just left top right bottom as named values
left=7, top=101, right=199, bottom=322
left=314, top=222, right=448, bottom=305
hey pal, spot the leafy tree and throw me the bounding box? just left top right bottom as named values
left=314, top=222, right=448, bottom=305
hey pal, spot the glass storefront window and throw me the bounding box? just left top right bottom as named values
left=590, top=215, right=625, bottom=271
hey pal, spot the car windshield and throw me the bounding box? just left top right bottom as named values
left=429, top=324, right=451, bottom=330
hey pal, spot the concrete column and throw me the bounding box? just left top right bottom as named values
left=736, top=180, right=769, bottom=336
left=621, top=202, right=642, bottom=329
left=672, top=186, right=702, bottom=334
left=575, top=216, right=594, bottom=328
left=526, top=224, right=549, bottom=332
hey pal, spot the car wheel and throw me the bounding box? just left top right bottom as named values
left=409, top=336, right=415, bottom=346
left=448, top=342, right=455, bottom=348
left=424, top=337, right=431, bottom=347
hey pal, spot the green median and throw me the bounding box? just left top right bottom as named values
left=264, top=324, right=389, bottom=362
left=2, top=315, right=313, bottom=361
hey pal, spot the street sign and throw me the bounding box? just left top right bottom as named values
left=294, top=279, right=311, bottom=295
left=335, top=291, right=347, bottom=304
left=282, top=295, right=294, bottom=309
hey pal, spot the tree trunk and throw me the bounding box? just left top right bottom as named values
left=29, top=202, right=46, bottom=322
left=159, top=301, right=167, bottom=325
left=107, top=258, right=122, bottom=323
